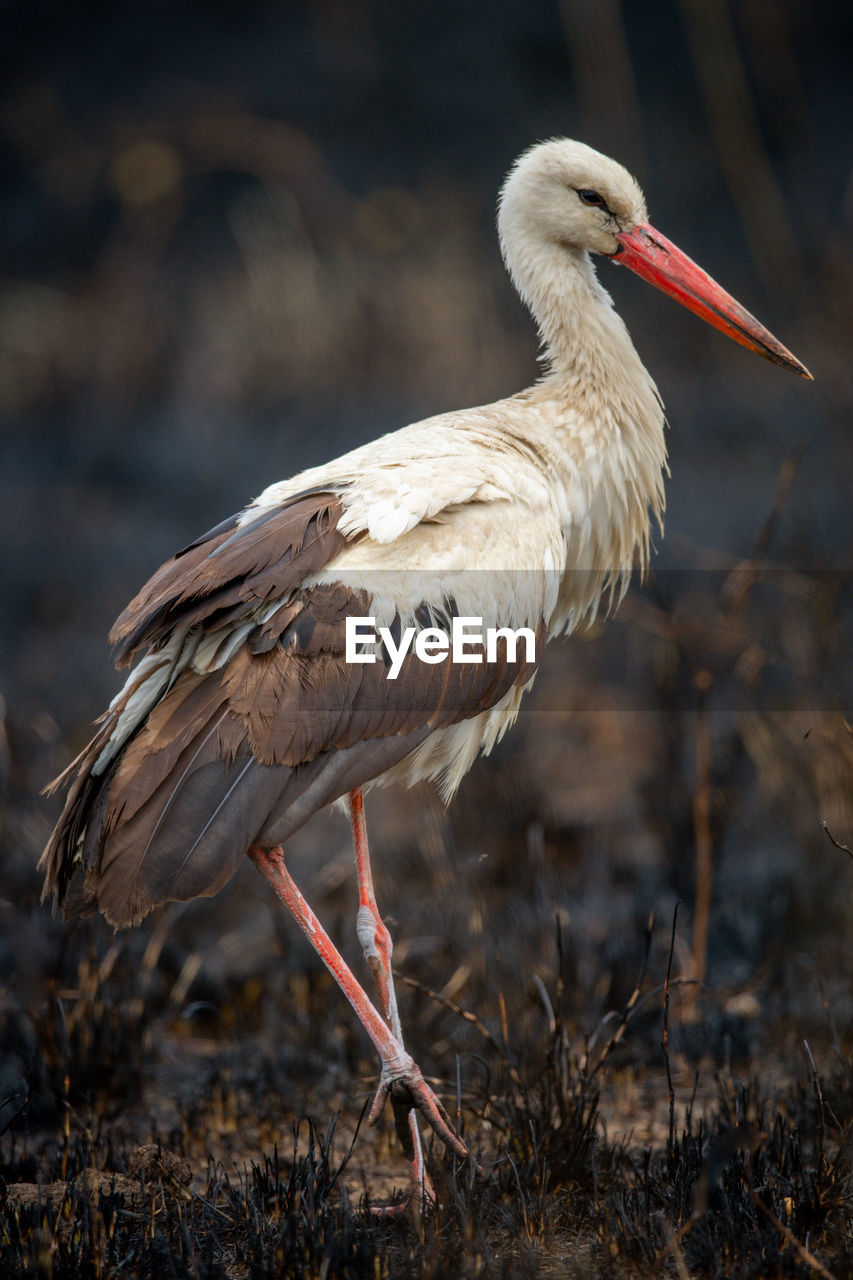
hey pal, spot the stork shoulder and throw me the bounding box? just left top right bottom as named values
left=251, top=400, right=561, bottom=545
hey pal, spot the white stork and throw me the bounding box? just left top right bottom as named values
left=41, top=139, right=810, bottom=1212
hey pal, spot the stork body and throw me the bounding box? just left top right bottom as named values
left=41, top=140, right=809, bottom=1211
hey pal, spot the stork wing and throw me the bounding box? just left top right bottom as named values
left=43, top=487, right=540, bottom=927
left=109, top=489, right=351, bottom=664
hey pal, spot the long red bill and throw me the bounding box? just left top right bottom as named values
left=613, top=223, right=812, bottom=379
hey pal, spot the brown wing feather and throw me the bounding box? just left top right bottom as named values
left=81, top=600, right=540, bottom=925
left=110, top=490, right=351, bottom=665
left=41, top=489, right=353, bottom=914
left=43, top=487, right=542, bottom=930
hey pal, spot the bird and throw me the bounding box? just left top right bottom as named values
left=41, top=138, right=811, bottom=1213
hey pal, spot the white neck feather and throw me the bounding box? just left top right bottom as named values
left=499, top=193, right=669, bottom=590
left=500, top=206, right=645, bottom=392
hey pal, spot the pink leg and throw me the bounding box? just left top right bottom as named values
left=350, top=790, right=401, bottom=1038
left=348, top=789, right=434, bottom=1214
left=248, top=844, right=466, bottom=1199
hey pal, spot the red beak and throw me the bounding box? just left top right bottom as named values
left=613, top=223, right=812, bottom=379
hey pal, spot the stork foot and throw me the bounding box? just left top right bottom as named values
left=368, top=1054, right=468, bottom=1162
left=366, top=1156, right=436, bottom=1221
left=367, top=1184, right=435, bottom=1220
left=363, top=1102, right=436, bottom=1220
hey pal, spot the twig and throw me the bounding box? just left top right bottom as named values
left=803, top=1040, right=826, bottom=1173
left=663, top=901, right=680, bottom=1160
left=396, top=970, right=522, bottom=1088
left=585, top=911, right=654, bottom=1079
left=822, top=821, right=852, bottom=860
left=662, top=1217, right=694, bottom=1280
left=327, top=1103, right=366, bottom=1194
left=678, top=0, right=804, bottom=299
left=816, top=969, right=843, bottom=1059
left=532, top=973, right=556, bottom=1034
left=497, top=986, right=509, bottom=1054
left=691, top=672, right=713, bottom=990
left=583, top=977, right=704, bottom=1083
left=721, top=444, right=806, bottom=619
left=0, top=1056, right=35, bottom=1137
left=751, top=446, right=806, bottom=563
left=615, top=977, right=701, bottom=1022
left=748, top=1188, right=838, bottom=1280
left=557, top=0, right=647, bottom=177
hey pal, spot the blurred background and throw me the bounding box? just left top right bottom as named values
left=0, top=0, right=851, bottom=1237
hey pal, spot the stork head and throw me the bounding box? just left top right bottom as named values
left=499, top=137, right=647, bottom=259
left=498, top=138, right=812, bottom=379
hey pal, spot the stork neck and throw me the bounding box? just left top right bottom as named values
left=502, top=230, right=646, bottom=412
left=511, top=238, right=667, bottom=542
left=534, top=248, right=640, bottom=391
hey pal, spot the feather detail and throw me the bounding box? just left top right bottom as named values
left=110, top=490, right=351, bottom=665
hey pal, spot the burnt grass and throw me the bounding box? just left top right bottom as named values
left=4, top=1039, right=851, bottom=1280
left=1, top=955, right=852, bottom=1280
left=3, top=739, right=853, bottom=1280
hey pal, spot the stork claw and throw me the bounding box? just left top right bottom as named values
left=367, top=1185, right=435, bottom=1221
left=368, top=1057, right=468, bottom=1162
left=366, top=1158, right=436, bottom=1221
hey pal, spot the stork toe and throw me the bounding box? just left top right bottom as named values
left=368, top=1057, right=468, bottom=1161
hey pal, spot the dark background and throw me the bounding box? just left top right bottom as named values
left=0, top=2, right=851, bottom=1274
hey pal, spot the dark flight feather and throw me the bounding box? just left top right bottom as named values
left=42, top=487, right=542, bottom=928
left=110, top=490, right=351, bottom=664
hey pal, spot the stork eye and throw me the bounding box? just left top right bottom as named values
left=578, top=188, right=605, bottom=206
